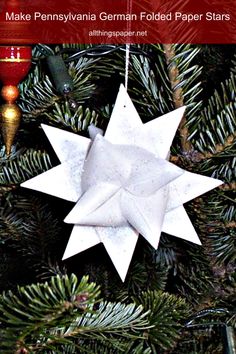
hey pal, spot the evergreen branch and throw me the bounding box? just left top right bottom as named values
left=163, top=44, right=185, bottom=108
left=19, top=74, right=59, bottom=116
left=124, top=261, right=168, bottom=294
left=0, top=184, right=17, bottom=197
left=19, top=56, right=101, bottom=123
left=0, top=149, right=52, bottom=185
left=171, top=132, right=236, bottom=165
left=219, top=182, right=236, bottom=191
left=34, top=339, right=153, bottom=354
left=189, top=73, right=236, bottom=154
left=71, top=301, right=148, bottom=335
left=45, top=104, right=99, bottom=133
left=133, top=290, right=189, bottom=351
left=82, top=341, right=152, bottom=354
left=198, top=150, right=236, bottom=183
left=217, top=221, right=236, bottom=229
left=0, top=274, right=100, bottom=352
left=152, top=233, right=216, bottom=305
left=0, top=274, right=150, bottom=353
left=163, top=44, right=192, bottom=152
left=207, top=226, right=236, bottom=266
left=148, top=44, right=202, bottom=152
left=127, top=46, right=173, bottom=118
left=0, top=200, right=24, bottom=242
left=195, top=195, right=236, bottom=266
left=124, top=43, right=202, bottom=132
left=14, top=195, right=62, bottom=261
left=0, top=193, right=63, bottom=282
left=196, top=131, right=236, bottom=158
left=104, top=260, right=169, bottom=304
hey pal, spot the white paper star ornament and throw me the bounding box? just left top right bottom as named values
left=22, top=84, right=223, bottom=281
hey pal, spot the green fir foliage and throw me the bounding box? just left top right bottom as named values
left=0, top=274, right=151, bottom=353
left=0, top=44, right=235, bottom=353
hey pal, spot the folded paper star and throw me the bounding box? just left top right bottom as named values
left=22, top=85, right=223, bottom=281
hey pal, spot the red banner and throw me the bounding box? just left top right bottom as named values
left=0, top=0, right=235, bottom=44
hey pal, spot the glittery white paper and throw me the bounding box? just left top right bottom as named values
left=22, top=84, right=223, bottom=281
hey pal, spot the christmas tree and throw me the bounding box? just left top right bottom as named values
left=0, top=44, right=235, bottom=353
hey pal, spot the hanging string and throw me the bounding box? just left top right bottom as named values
left=124, top=0, right=133, bottom=91
left=125, top=44, right=130, bottom=91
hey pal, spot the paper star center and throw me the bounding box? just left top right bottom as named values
left=82, top=134, right=183, bottom=197
left=65, top=134, right=184, bottom=229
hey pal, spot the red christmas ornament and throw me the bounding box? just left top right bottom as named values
left=0, top=46, right=31, bottom=155
left=0, top=46, right=31, bottom=85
